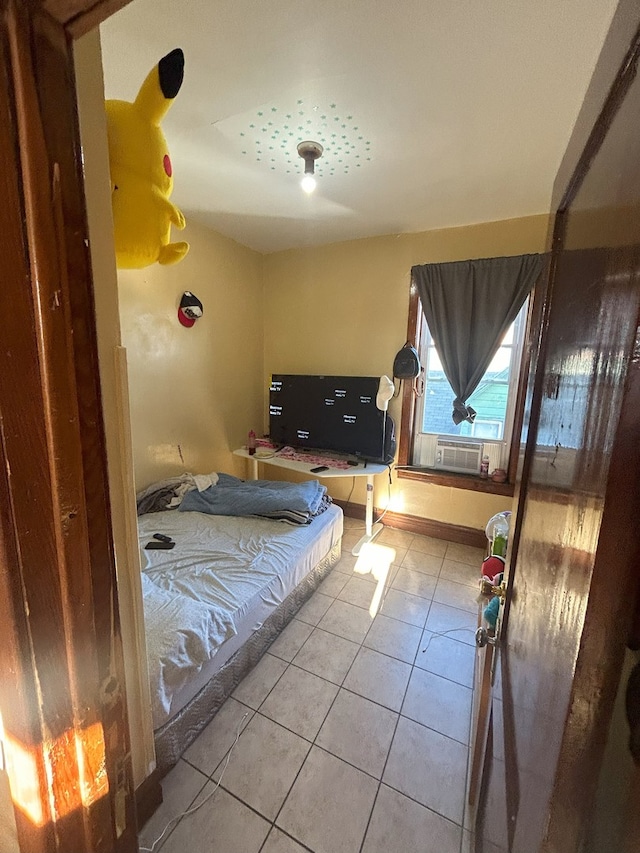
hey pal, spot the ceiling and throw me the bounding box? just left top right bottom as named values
left=99, top=0, right=618, bottom=254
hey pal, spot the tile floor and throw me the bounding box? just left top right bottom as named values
left=140, top=521, right=485, bottom=853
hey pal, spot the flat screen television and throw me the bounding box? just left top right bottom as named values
left=269, top=374, right=392, bottom=463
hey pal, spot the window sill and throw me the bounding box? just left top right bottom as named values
left=395, top=465, right=515, bottom=497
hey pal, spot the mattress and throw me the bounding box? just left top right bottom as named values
left=138, top=504, right=343, bottom=728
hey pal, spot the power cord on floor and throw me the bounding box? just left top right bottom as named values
left=420, top=626, right=477, bottom=655
left=139, top=711, right=249, bottom=853
left=371, top=464, right=394, bottom=526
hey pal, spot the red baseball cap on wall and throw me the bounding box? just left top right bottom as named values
left=178, top=291, right=203, bottom=327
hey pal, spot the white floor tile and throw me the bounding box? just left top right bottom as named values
left=292, top=627, right=360, bottom=684
left=296, top=592, right=334, bottom=626
left=362, top=784, right=462, bottom=853
left=183, top=697, right=253, bottom=776
left=401, top=549, right=443, bottom=576
left=433, top=577, right=481, bottom=614
left=376, top=528, right=415, bottom=548
left=318, top=599, right=375, bottom=643
left=276, top=746, right=378, bottom=853
left=383, top=716, right=467, bottom=824
left=318, top=569, right=351, bottom=598
left=231, top=653, right=288, bottom=709
left=415, top=631, right=476, bottom=687
left=139, top=760, right=207, bottom=852
left=316, top=689, right=398, bottom=778
left=268, top=619, right=314, bottom=662
left=439, top=557, right=483, bottom=588
left=424, top=601, right=478, bottom=645
left=160, top=785, right=269, bottom=853
left=363, top=613, right=422, bottom=664
left=338, top=575, right=382, bottom=610
left=379, top=588, right=430, bottom=627
left=343, top=647, right=411, bottom=712
left=445, top=542, right=485, bottom=567
left=407, top=535, right=448, bottom=558
left=392, top=567, right=437, bottom=600
left=260, top=664, right=338, bottom=740
left=402, top=668, right=473, bottom=744
left=212, top=713, right=309, bottom=820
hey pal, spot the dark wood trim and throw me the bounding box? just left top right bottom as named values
left=0, top=2, right=137, bottom=849
left=395, top=466, right=514, bottom=497
left=397, top=282, right=421, bottom=466
left=135, top=768, right=163, bottom=830
left=545, top=247, right=640, bottom=847
left=336, top=500, right=486, bottom=548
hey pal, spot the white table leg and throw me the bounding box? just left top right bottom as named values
left=247, top=456, right=258, bottom=480
left=352, top=474, right=383, bottom=555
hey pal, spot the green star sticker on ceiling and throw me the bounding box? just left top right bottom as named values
left=330, top=103, right=336, bottom=108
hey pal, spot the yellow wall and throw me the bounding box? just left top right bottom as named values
left=263, top=215, right=550, bottom=529
left=118, top=220, right=264, bottom=490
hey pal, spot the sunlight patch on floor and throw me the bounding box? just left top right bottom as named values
left=354, top=543, right=395, bottom=618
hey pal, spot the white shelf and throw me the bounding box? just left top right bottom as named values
left=233, top=448, right=388, bottom=555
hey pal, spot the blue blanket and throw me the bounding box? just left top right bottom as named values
left=179, top=473, right=327, bottom=518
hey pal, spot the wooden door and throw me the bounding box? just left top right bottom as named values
left=0, top=0, right=137, bottom=849
left=473, top=10, right=640, bottom=853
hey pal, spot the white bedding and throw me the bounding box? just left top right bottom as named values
left=139, top=506, right=343, bottom=725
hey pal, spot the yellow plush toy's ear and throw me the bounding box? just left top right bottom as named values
left=106, top=48, right=189, bottom=269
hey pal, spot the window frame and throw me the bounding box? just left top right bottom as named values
left=414, top=298, right=528, bottom=463
left=396, top=281, right=535, bottom=495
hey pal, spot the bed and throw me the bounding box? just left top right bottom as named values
left=137, top=475, right=343, bottom=773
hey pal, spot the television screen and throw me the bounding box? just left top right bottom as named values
left=269, top=374, right=388, bottom=462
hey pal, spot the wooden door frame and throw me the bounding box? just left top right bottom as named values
left=0, top=0, right=138, bottom=849
left=474, top=5, right=640, bottom=850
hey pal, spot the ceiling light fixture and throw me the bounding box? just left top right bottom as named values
left=297, top=140, right=323, bottom=194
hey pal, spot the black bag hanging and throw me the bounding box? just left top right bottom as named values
left=393, top=342, right=421, bottom=379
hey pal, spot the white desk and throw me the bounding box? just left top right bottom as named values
left=233, top=448, right=388, bottom=556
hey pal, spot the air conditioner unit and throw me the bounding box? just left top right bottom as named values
left=434, top=437, right=483, bottom=474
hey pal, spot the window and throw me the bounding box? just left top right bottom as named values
left=397, top=288, right=531, bottom=490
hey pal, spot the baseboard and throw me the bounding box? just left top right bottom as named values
left=135, top=768, right=163, bottom=830
left=335, top=500, right=485, bottom=549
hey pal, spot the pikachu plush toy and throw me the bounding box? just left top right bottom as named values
left=106, top=48, right=189, bottom=268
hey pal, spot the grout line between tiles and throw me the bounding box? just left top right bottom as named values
left=356, top=610, right=419, bottom=853
left=258, top=826, right=316, bottom=853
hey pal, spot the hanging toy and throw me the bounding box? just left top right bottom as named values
left=483, top=595, right=500, bottom=629
left=481, top=554, right=505, bottom=585
left=485, top=510, right=511, bottom=557
left=106, top=48, right=189, bottom=269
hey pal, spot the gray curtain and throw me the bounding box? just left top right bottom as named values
left=412, top=254, right=543, bottom=424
